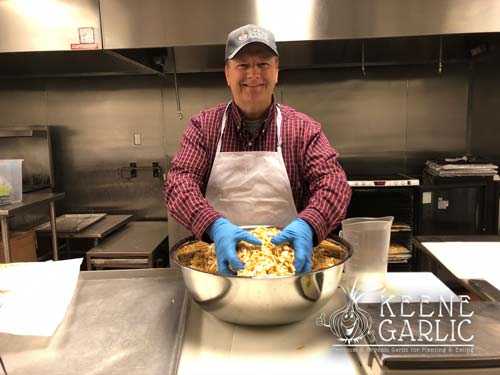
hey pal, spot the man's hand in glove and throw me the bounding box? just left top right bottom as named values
left=207, top=218, right=262, bottom=275
left=271, top=218, right=314, bottom=273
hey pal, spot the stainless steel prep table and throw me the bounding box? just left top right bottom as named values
left=36, top=214, right=133, bottom=258
left=85, top=221, right=168, bottom=270
left=35, top=214, right=133, bottom=243
left=0, top=268, right=189, bottom=375
left=0, top=271, right=459, bottom=375
left=0, top=189, right=65, bottom=263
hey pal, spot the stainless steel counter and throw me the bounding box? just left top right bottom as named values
left=178, top=272, right=458, bottom=375
left=0, top=268, right=188, bottom=375
left=0, top=269, right=461, bottom=375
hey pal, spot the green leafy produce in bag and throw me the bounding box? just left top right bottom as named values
left=0, top=176, right=12, bottom=197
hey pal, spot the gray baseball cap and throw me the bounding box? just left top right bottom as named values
left=225, top=24, right=278, bottom=61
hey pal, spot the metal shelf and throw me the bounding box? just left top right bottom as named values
left=1, top=189, right=65, bottom=263
left=0, top=189, right=64, bottom=216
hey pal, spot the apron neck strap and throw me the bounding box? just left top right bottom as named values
left=276, top=104, right=282, bottom=151
left=217, top=101, right=282, bottom=153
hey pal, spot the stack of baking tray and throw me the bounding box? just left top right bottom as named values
left=425, top=158, right=498, bottom=177
left=389, top=223, right=412, bottom=264
left=36, top=213, right=107, bottom=233
left=388, top=243, right=412, bottom=263
left=0, top=268, right=189, bottom=375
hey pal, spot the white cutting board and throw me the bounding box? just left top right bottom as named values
left=422, top=241, right=500, bottom=290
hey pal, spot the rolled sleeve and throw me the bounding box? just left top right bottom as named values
left=298, top=207, right=329, bottom=244
left=191, top=208, right=221, bottom=239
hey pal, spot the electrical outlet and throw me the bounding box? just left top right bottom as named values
left=130, top=162, right=137, bottom=178
left=152, top=162, right=160, bottom=178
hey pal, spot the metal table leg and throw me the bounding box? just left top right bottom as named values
left=0, top=355, right=7, bottom=375
left=49, top=202, right=58, bottom=261
left=0, top=216, right=11, bottom=263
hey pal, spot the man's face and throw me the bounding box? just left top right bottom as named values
left=225, top=43, right=279, bottom=118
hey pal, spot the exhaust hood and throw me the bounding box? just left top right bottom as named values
left=99, top=0, right=500, bottom=49
left=0, top=0, right=168, bottom=77
left=0, top=48, right=167, bottom=78
left=1, top=0, right=500, bottom=77
left=0, top=0, right=102, bottom=53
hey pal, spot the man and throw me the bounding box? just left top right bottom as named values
left=164, top=24, right=351, bottom=275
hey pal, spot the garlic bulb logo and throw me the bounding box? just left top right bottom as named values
left=316, top=282, right=372, bottom=345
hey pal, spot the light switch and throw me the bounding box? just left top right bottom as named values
left=133, top=133, right=141, bottom=145
left=422, top=192, right=432, bottom=204
left=437, top=197, right=449, bottom=210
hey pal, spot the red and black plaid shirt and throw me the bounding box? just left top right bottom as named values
left=164, top=98, right=352, bottom=242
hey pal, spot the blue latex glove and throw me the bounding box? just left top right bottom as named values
left=271, top=218, right=314, bottom=274
left=207, top=218, right=262, bottom=275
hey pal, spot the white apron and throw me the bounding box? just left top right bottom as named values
left=205, top=102, right=297, bottom=227
left=168, top=102, right=297, bottom=263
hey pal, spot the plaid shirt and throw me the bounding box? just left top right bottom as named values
left=164, top=99, right=351, bottom=243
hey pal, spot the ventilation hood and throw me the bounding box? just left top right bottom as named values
left=1, top=0, right=500, bottom=78
left=100, top=0, right=500, bottom=48
left=0, top=48, right=167, bottom=78
left=0, top=0, right=166, bottom=77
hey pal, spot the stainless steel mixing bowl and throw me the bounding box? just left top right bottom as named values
left=171, top=233, right=353, bottom=326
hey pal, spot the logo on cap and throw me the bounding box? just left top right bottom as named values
left=248, top=28, right=269, bottom=41
left=238, top=33, right=248, bottom=42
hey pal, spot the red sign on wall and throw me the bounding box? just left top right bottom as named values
left=70, top=43, right=99, bottom=50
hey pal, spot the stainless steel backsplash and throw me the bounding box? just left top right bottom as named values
left=0, top=63, right=498, bottom=221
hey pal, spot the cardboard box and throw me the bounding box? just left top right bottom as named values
left=0, top=230, right=37, bottom=263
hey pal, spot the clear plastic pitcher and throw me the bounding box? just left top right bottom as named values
left=341, top=216, right=394, bottom=292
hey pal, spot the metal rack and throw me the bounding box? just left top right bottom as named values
left=345, top=183, right=419, bottom=271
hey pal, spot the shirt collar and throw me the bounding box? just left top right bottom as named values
left=229, top=95, right=277, bottom=133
